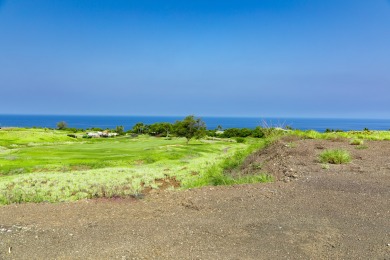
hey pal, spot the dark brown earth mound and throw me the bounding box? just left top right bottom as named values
left=1, top=138, right=389, bottom=259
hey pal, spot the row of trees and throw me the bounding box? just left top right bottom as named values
left=57, top=116, right=207, bottom=144
left=207, top=127, right=265, bottom=138
left=130, top=117, right=269, bottom=141
left=57, top=115, right=271, bottom=143
left=132, top=115, right=206, bottom=144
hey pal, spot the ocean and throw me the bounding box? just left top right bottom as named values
left=0, top=115, right=389, bottom=132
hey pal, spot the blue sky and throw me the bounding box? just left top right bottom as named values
left=1, top=0, right=389, bottom=118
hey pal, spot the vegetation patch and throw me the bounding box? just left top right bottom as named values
left=350, top=139, right=364, bottom=145
left=184, top=138, right=275, bottom=188
left=2, top=124, right=388, bottom=205
left=291, top=129, right=390, bottom=141
left=319, top=149, right=351, bottom=164
left=0, top=128, right=253, bottom=204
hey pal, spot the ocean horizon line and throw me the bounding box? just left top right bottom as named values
left=0, top=114, right=389, bottom=121
left=1, top=114, right=390, bottom=132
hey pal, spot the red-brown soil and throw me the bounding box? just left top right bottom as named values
left=1, top=138, right=389, bottom=259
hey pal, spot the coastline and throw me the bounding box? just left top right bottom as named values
left=1, top=114, right=390, bottom=132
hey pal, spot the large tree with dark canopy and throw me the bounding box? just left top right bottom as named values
left=173, top=115, right=206, bottom=144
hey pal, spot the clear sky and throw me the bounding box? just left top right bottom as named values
left=1, top=0, right=389, bottom=118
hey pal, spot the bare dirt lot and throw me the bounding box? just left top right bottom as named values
left=1, top=138, right=389, bottom=259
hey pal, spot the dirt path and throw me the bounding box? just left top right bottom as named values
left=1, top=138, right=389, bottom=259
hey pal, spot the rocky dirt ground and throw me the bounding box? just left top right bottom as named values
left=1, top=138, right=389, bottom=259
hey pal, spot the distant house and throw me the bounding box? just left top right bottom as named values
left=87, top=131, right=119, bottom=138
left=87, top=132, right=100, bottom=138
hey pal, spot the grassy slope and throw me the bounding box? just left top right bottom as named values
left=1, top=128, right=389, bottom=205
left=0, top=129, right=254, bottom=204
left=0, top=128, right=79, bottom=148
left=0, top=134, right=242, bottom=174
left=291, top=129, right=390, bottom=140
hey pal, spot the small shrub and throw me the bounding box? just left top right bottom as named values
left=319, top=149, right=351, bottom=164
left=57, top=121, right=68, bottom=130
left=356, top=145, right=368, bottom=150
left=251, top=162, right=263, bottom=170
left=350, top=139, right=363, bottom=145
left=67, top=134, right=77, bottom=138
left=285, top=142, right=296, bottom=148
left=321, top=163, right=330, bottom=170
left=235, top=137, right=245, bottom=143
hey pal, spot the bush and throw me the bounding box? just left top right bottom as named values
left=356, top=145, right=368, bottom=150
left=115, top=125, right=125, bottom=135
left=350, top=139, right=364, bottom=145
left=56, top=121, right=67, bottom=130
left=222, top=128, right=240, bottom=138
left=67, top=128, right=79, bottom=133
left=222, top=128, right=264, bottom=138
left=319, top=149, right=351, bottom=164
left=235, top=137, right=245, bottom=143
left=67, top=134, right=77, bottom=138
left=252, top=127, right=265, bottom=138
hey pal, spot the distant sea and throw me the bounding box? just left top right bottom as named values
left=0, top=115, right=389, bottom=132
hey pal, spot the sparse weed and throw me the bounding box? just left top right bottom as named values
left=319, top=149, right=351, bottom=164
left=350, top=139, right=364, bottom=145
left=285, top=142, right=296, bottom=148
left=251, top=162, right=263, bottom=170
left=356, top=145, right=368, bottom=150
left=291, top=129, right=390, bottom=141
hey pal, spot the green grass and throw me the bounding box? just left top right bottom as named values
left=0, top=128, right=260, bottom=204
left=319, top=149, right=351, bottom=164
left=350, top=139, right=364, bottom=145
left=0, top=128, right=80, bottom=148
left=0, top=133, right=244, bottom=175
left=2, top=127, right=387, bottom=205
left=321, top=163, right=330, bottom=170
left=184, top=138, right=275, bottom=188
left=285, top=142, right=297, bottom=148
left=291, top=129, right=390, bottom=141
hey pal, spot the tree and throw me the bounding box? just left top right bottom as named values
left=161, top=122, right=173, bottom=138
left=173, top=115, right=206, bottom=144
left=56, top=121, right=68, bottom=130
left=252, top=126, right=265, bottom=138
left=221, top=128, right=240, bottom=138
left=115, top=125, right=124, bottom=135
left=149, top=122, right=173, bottom=138
left=132, top=122, right=146, bottom=134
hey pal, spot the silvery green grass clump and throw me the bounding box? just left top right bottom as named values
left=350, top=139, right=364, bottom=145
left=319, top=149, right=351, bottom=164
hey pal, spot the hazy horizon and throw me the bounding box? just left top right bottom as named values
left=0, top=113, right=390, bottom=120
